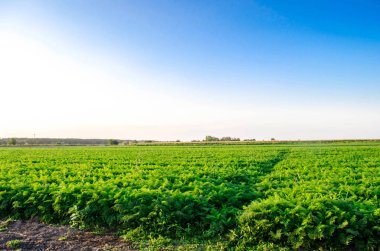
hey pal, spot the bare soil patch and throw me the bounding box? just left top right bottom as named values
left=0, top=219, right=135, bottom=251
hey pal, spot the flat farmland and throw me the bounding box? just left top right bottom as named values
left=0, top=143, right=379, bottom=250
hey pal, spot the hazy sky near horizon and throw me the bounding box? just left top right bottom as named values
left=1, top=0, right=379, bottom=140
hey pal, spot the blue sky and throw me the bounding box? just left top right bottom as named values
left=1, top=0, right=379, bottom=140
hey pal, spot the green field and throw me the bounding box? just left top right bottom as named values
left=0, top=143, right=379, bottom=250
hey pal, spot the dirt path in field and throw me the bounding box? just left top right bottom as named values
left=0, top=219, right=136, bottom=251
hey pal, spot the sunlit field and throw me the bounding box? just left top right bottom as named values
left=1, top=142, right=379, bottom=250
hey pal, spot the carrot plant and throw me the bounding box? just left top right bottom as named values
left=0, top=143, right=379, bottom=249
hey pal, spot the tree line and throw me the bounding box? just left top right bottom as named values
left=0, top=136, right=261, bottom=146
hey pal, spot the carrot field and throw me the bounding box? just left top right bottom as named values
left=0, top=142, right=379, bottom=250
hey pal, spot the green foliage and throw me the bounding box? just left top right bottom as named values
left=0, top=143, right=379, bottom=249
left=231, top=198, right=379, bottom=250
left=6, top=239, right=22, bottom=248
left=230, top=147, right=380, bottom=250
left=0, top=146, right=280, bottom=238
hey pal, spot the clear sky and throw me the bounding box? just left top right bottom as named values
left=1, top=0, right=379, bottom=141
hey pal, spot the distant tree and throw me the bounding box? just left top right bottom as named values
left=271, top=138, right=276, bottom=141
left=220, top=136, right=240, bottom=141
left=204, top=135, right=219, bottom=141
left=7, top=138, right=16, bottom=145
left=220, top=136, right=232, bottom=141
left=108, top=139, right=119, bottom=145
left=142, top=140, right=154, bottom=143
left=244, top=139, right=256, bottom=141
